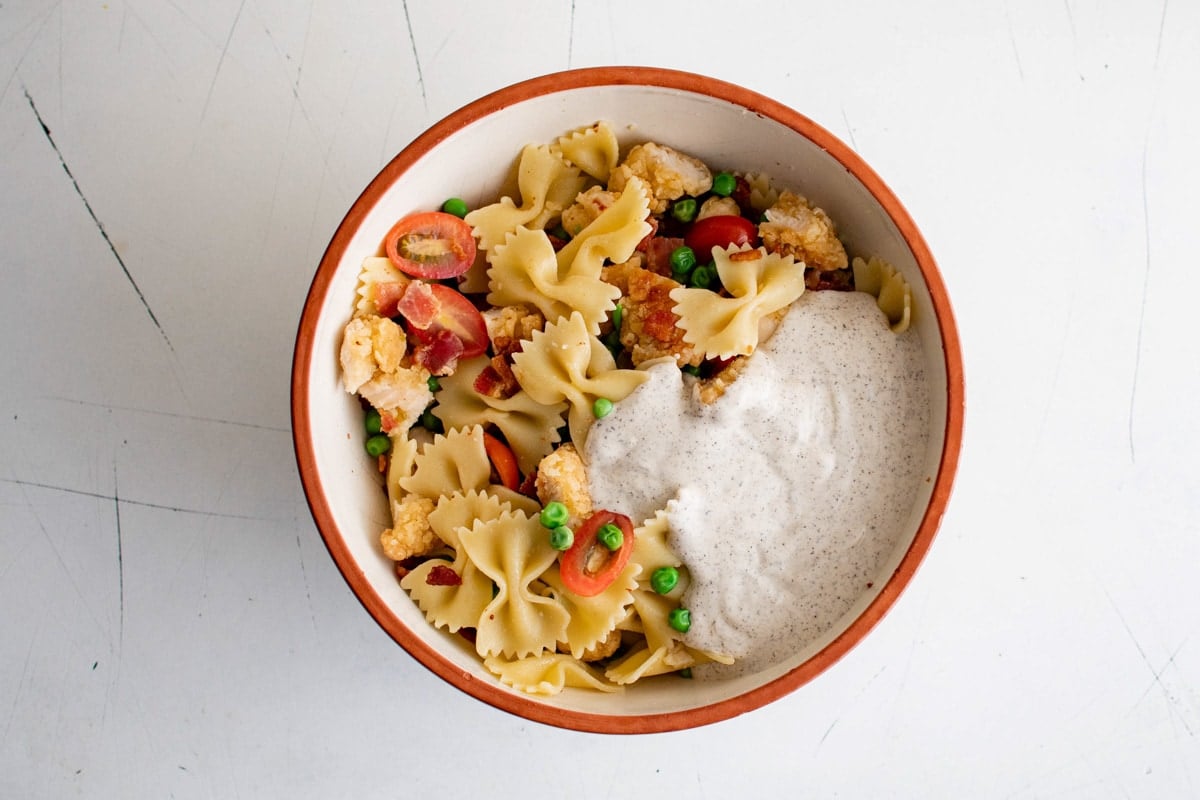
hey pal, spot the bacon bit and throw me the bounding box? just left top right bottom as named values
left=413, top=329, right=464, bottom=376
left=473, top=364, right=505, bottom=397
left=394, top=556, right=426, bottom=581
left=547, top=233, right=568, bottom=252
left=729, top=248, right=763, bottom=262
left=425, top=564, right=462, bottom=586
left=457, top=627, right=477, bottom=644
left=635, top=216, right=660, bottom=252
left=731, top=175, right=753, bottom=211
left=518, top=467, right=539, bottom=499
left=372, top=280, right=409, bottom=318
left=643, top=236, right=684, bottom=276
left=379, top=409, right=399, bottom=434
left=377, top=454, right=388, bottom=473
left=397, top=281, right=440, bottom=329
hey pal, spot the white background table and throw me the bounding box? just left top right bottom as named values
left=3, top=1, right=1198, bottom=797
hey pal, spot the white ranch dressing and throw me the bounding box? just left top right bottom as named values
left=584, top=290, right=930, bottom=677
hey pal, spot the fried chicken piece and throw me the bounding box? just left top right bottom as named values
left=379, top=495, right=439, bottom=561
left=617, top=268, right=703, bottom=368
left=535, top=444, right=592, bottom=527
left=608, top=143, right=713, bottom=214
left=758, top=190, right=848, bottom=272
left=560, top=186, right=620, bottom=237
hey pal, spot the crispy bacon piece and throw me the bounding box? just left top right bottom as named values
left=425, top=564, right=462, bottom=586
left=396, top=281, right=439, bottom=328
left=619, top=269, right=703, bottom=367
left=413, top=328, right=464, bottom=376
left=642, top=236, right=685, bottom=277
left=372, top=280, right=409, bottom=318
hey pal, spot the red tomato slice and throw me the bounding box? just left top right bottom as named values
left=560, top=510, right=635, bottom=597
left=482, top=432, right=520, bottom=490
left=684, top=215, right=758, bottom=260
left=400, top=282, right=488, bottom=359
left=384, top=211, right=477, bottom=279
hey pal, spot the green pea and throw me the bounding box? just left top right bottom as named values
left=364, top=408, right=382, bottom=435
left=427, top=376, right=441, bottom=393
left=551, top=224, right=571, bottom=241
left=549, top=526, right=574, bottom=551
left=598, top=522, right=624, bottom=551
left=711, top=172, right=736, bottom=197
left=593, top=397, right=614, bottom=419
left=441, top=197, right=469, bottom=218
left=650, top=566, right=680, bottom=595
left=365, top=434, right=391, bottom=457
left=689, top=265, right=716, bottom=290
left=670, top=197, right=698, bottom=224
left=668, top=607, right=691, bottom=633
left=539, top=501, right=569, bottom=529
left=669, top=246, right=697, bottom=278
left=678, top=668, right=693, bottom=679
left=611, top=303, right=624, bottom=331
left=681, top=364, right=702, bottom=377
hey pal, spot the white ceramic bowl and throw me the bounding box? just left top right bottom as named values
left=292, top=67, right=964, bottom=733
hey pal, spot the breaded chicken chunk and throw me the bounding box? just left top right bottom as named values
left=612, top=267, right=703, bottom=368
left=608, top=143, right=713, bottom=214
left=535, top=443, right=592, bottom=526
left=379, top=494, right=439, bottom=561
left=758, top=190, right=848, bottom=272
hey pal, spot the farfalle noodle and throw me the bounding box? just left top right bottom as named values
left=852, top=255, right=912, bottom=333
left=483, top=652, right=620, bottom=695
left=554, top=121, right=620, bottom=182
left=433, top=356, right=567, bottom=475
left=510, top=311, right=648, bottom=450
left=670, top=243, right=806, bottom=359
left=465, top=144, right=586, bottom=257
left=458, top=511, right=569, bottom=659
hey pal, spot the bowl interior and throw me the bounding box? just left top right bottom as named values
left=294, top=70, right=961, bottom=732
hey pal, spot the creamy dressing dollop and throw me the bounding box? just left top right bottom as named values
left=583, top=290, right=930, bottom=677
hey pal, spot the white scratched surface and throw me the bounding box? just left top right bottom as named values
left=2, top=1, right=1198, bottom=797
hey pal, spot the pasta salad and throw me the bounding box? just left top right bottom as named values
left=338, top=121, right=911, bottom=694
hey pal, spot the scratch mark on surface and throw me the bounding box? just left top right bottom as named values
left=1, top=635, right=38, bottom=750
left=198, top=0, right=246, bottom=125
left=113, top=465, right=125, bottom=649
left=1129, top=122, right=1153, bottom=464
left=117, top=4, right=129, bottom=52
left=567, top=0, right=576, bottom=68
left=14, top=484, right=113, bottom=642
left=23, top=86, right=174, bottom=353
left=296, top=533, right=317, bottom=632
left=3, top=478, right=279, bottom=522
left=840, top=106, right=859, bottom=152
left=1062, top=0, right=1084, bottom=81
left=1154, top=0, right=1170, bottom=68
left=1003, top=2, right=1025, bottom=82
left=49, top=396, right=290, bottom=434
left=1104, top=589, right=1194, bottom=736
left=0, top=1, right=60, bottom=110
left=817, top=718, right=838, bottom=748
left=401, top=0, right=427, bottom=110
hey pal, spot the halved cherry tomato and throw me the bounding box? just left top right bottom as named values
left=560, top=510, right=635, bottom=597
left=684, top=215, right=758, bottom=260
left=384, top=211, right=476, bottom=279
left=398, top=282, right=488, bottom=358
left=482, top=431, right=520, bottom=490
